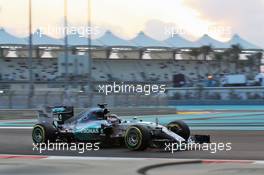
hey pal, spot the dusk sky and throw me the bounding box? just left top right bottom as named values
left=0, top=0, right=263, bottom=48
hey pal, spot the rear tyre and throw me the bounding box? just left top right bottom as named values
left=124, top=125, right=151, bottom=151
left=32, top=124, right=55, bottom=144
left=167, top=120, right=190, bottom=140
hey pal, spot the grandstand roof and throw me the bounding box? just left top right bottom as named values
left=0, top=28, right=262, bottom=50
left=130, top=31, right=170, bottom=48
left=165, top=34, right=198, bottom=48
left=98, top=31, right=136, bottom=48
left=25, top=30, right=63, bottom=46
left=226, top=34, right=261, bottom=50
left=195, top=34, right=228, bottom=49
left=67, top=33, right=102, bottom=47
left=0, top=28, right=27, bottom=45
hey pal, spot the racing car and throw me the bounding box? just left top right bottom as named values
left=32, top=104, right=210, bottom=151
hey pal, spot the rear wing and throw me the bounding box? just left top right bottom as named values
left=52, top=106, right=74, bottom=116
left=37, top=106, right=74, bottom=123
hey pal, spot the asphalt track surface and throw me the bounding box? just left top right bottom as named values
left=0, top=129, right=264, bottom=160
left=1, top=158, right=264, bottom=175
left=1, top=107, right=264, bottom=175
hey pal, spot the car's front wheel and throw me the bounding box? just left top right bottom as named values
left=167, top=120, right=190, bottom=140
left=124, top=125, right=150, bottom=151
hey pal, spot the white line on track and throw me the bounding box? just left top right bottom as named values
left=0, top=154, right=263, bottom=163
left=0, top=119, right=35, bottom=122
left=0, top=154, right=178, bottom=161
left=0, top=127, right=32, bottom=129
left=39, top=157, right=264, bottom=164
left=47, top=156, right=155, bottom=161
left=253, top=161, right=264, bottom=164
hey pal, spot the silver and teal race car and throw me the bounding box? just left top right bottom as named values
left=32, top=104, right=210, bottom=151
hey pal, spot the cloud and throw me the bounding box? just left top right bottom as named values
left=183, top=0, right=264, bottom=47
left=143, top=20, right=178, bottom=40
left=143, top=19, right=200, bottom=41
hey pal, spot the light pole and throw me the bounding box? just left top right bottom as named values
left=87, top=0, right=93, bottom=106
left=88, top=0, right=92, bottom=84
left=64, top=0, right=69, bottom=90
left=28, top=0, right=34, bottom=108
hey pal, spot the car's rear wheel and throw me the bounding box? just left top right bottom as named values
left=167, top=120, right=190, bottom=140
left=124, top=125, right=150, bottom=151
left=32, top=125, right=46, bottom=143
left=32, top=124, right=55, bottom=143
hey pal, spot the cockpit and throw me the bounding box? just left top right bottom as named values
left=79, top=108, right=108, bottom=123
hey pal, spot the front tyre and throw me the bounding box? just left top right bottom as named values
left=124, top=125, right=150, bottom=151
left=167, top=120, right=190, bottom=140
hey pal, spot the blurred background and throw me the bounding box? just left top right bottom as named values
left=0, top=0, right=264, bottom=109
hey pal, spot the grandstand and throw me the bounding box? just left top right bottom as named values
left=0, top=57, right=260, bottom=88
left=0, top=27, right=264, bottom=108
left=0, top=28, right=263, bottom=89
